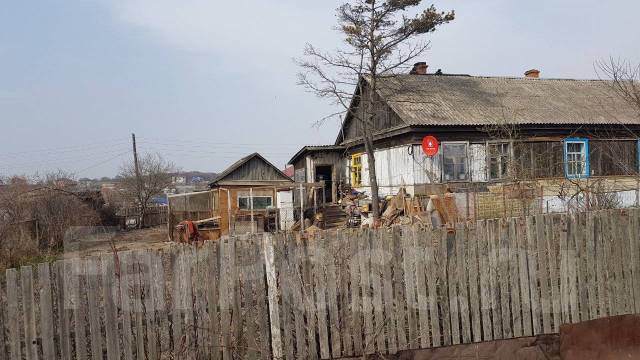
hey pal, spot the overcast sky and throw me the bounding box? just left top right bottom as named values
left=1, top=0, right=639, bottom=179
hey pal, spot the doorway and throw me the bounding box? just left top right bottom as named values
left=315, top=165, right=333, bottom=203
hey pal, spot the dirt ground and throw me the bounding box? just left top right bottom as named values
left=62, top=225, right=173, bottom=259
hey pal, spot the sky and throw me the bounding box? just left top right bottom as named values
left=1, top=0, right=639, bottom=179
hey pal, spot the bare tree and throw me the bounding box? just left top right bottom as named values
left=118, top=153, right=175, bottom=229
left=297, top=0, right=454, bottom=221
left=597, top=58, right=640, bottom=113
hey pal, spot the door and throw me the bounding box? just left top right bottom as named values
left=315, top=165, right=333, bottom=203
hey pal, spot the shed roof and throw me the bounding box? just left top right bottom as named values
left=288, top=145, right=346, bottom=166
left=373, top=74, right=639, bottom=127
left=209, top=153, right=293, bottom=187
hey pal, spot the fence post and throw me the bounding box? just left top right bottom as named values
left=263, top=234, right=283, bottom=359
left=299, top=183, right=305, bottom=232
left=250, top=187, right=255, bottom=234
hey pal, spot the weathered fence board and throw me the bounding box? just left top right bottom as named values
left=1, top=209, right=638, bottom=360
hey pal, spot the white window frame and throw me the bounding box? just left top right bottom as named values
left=238, top=196, right=273, bottom=210
left=564, top=138, right=589, bottom=179
left=441, top=141, right=469, bottom=182
left=486, top=141, right=513, bottom=181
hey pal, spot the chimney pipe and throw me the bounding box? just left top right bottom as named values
left=410, top=62, right=428, bottom=75
left=524, top=69, right=540, bottom=78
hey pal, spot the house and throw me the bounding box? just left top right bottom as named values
left=290, top=65, right=640, bottom=217
left=168, top=153, right=294, bottom=241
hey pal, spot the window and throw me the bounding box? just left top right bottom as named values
left=442, top=143, right=468, bottom=181
left=488, top=142, right=511, bottom=180
left=351, top=153, right=363, bottom=187
left=514, top=141, right=563, bottom=179
left=238, top=196, right=273, bottom=210
left=590, top=140, right=638, bottom=176
left=564, top=138, right=589, bottom=178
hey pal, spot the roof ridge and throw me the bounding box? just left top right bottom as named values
left=393, top=73, right=613, bottom=83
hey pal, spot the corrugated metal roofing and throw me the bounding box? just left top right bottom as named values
left=374, top=75, right=640, bottom=126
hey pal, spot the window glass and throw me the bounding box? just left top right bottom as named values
left=351, top=153, right=363, bottom=187
left=565, top=140, right=588, bottom=178
left=238, top=196, right=273, bottom=210
left=488, top=142, right=510, bottom=180
left=443, top=143, right=468, bottom=181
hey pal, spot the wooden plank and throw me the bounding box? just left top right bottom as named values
left=547, top=215, right=562, bottom=332
left=140, top=251, right=159, bottom=360
left=183, top=246, right=196, bottom=360
left=254, top=237, right=270, bottom=359
left=487, top=220, right=503, bottom=339
left=338, top=230, right=353, bottom=358
left=439, top=228, right=451, bottom=346
left=311, top=236, right=330, bottom=359
left=594, top=212, right=608, bottom=318
left=6, top=269, right=22, bottom=360
left=402, top=227, right=419, bottom=349
left=413, top=227, right=431, bottom=348
left=456, top=223, right=472, bottom=343
left=391, top=228, right=408, bottom=350
left=229, top=238, right=243, bottom=360
left=193, top=246, right=209, bottom=360
left=370, top=231, right=386, bottom=353
left=0, top=270, right=7, bottom=360
left=535, top=214, right=552, bottom=334
left=559, top=215, right=571, bottom=324
left=447, top=227, right=461, bottom=345
left=278, top=235, right=296, bottom=360
left=620, top=211, right=635, bottom=314
left=517, top=218, right=533, bottom=336
left=73, top=259, right=89, bottom=360
left=20, top=266, right=38, bottom=360
left=568, top=215, right=580, bottom=323
left=300, top=238, right=318, bottom=360
left=55, top=261, right=72, bottom=360
left=508, top=218, right=523, bottom=338
left=525, top=216, right=541, bottom=334
left=129, top=252, right=146, bottom=360
left=359, top=231, right=374, bottom=354
left=37, top=263, right=55, bottom=360
left=381, top=229, right=397, bottom=353
left=465, top=222, right=482, bottom=343
left=153, top=251, right=171, bottom=357
left=324, top=232, right=341, bottom=359
left=477, top=221, right=493, bottom=341
left=237, top=239, right=254, bottom=360
left=498, top=219, right=512, bottom=338
left=85, top=258, right=104, bottom=360
left=101, top=256, right=120, bottom=360
left=629, top=210, right=640, bottom=314
left=264, top=234, right=282, bottom=359
left=290, top=239, right=308, bottom=359
left=119, top=252, right=135, bottom=360
left=204, top=241, right=224, bottom=360
left=426, top=228, right=442, bottom=347
left=575, top=213, right=591, bottom=322
left=584, top=214, right=597, bottom=320
left=218, top=240, right=233, bottom=360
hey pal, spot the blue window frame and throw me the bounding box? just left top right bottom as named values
left=564, top=138, right=590, bottom=178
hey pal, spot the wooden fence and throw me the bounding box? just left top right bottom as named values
left=1, top=209, right=639, bottom=359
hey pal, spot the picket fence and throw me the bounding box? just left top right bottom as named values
left=1, top=209, right=639, bottom=359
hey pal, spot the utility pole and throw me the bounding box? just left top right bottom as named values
left=132, top=133, right=143, bottom=228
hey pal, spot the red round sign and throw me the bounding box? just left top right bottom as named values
left=421, top=135, right=439, bottom=157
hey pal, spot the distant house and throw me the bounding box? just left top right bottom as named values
left=168, top=153, right=294, bottom=241
left=290, top=65, right=640, bottom=214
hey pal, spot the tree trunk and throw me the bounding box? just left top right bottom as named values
left=138, top=204, right=146, bottom=229
left=364, top=129, right=380, bottom=221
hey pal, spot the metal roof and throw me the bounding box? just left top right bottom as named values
left=374, top=75, right=640, bottom=126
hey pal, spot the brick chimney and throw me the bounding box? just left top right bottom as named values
left=524, top=69, right=540, bottom=78
left=410, top=62, right=428, bottom=75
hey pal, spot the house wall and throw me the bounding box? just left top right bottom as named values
left=349, top=143, right=489, bottom=197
